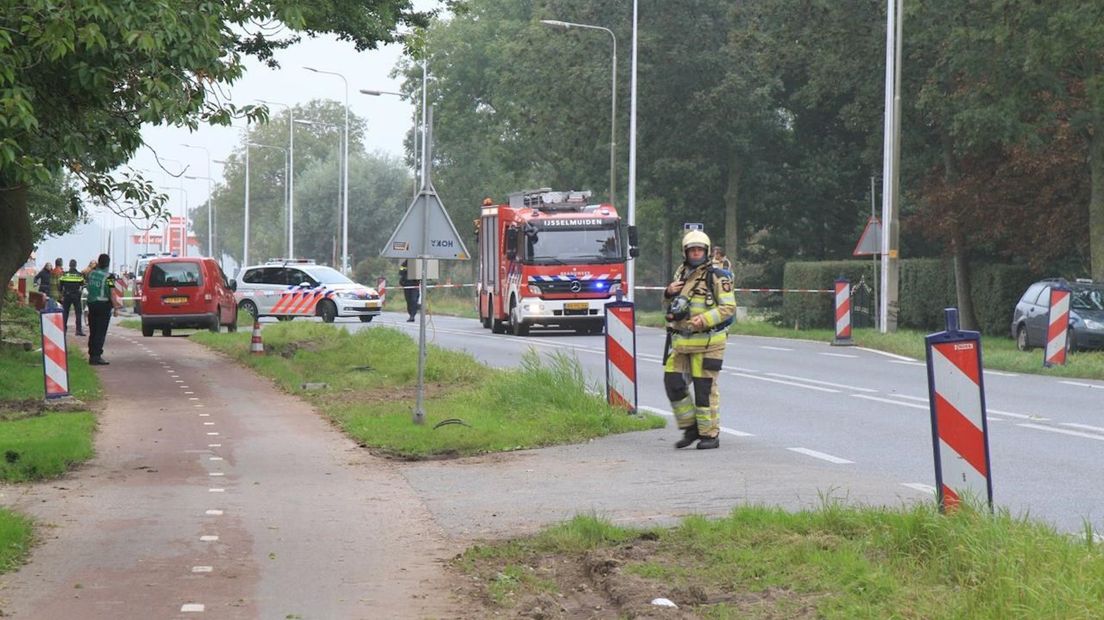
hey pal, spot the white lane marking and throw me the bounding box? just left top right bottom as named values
left=765, top=373, right=877, bottom=393
left=208, top=443, right=221, bottom=448
left=194, top=404, right=205, bottom=408
left=1061, top=422, right=1104, bottom=434
left=209, top=472, right=224, bottom=477
left=1061, top=380, right=1104, bottom=390
left=889, top=360, right=925, bottom=367
left=181, top=603, right=205, bottom=612
left=192, top=566, right=213, bottom=573
left=856, top=347, right=916, bottom=362
left=199, top=413, right=210, bottom=417
left=892, top=394, right=928, bottom=402
left=189, top=397, right=200, bottom=401
left=200, top=535, right=219, bottom=542
left=1018, top=423, right=1104, bottom=442
left=203, top=422, right=215, bottom=426
left=988, top=409, right=1049, bottom=421
left=901, top=482, right=936, bottom=494
left=729, top=371, right=839, bottom=393
left=852, top=394, right=929, bottom=410
left=984, top=370, right=1019, bottom=377
left=185, top=391, right=195, bottom=395
left=174, top=379, right=184, bottom=383
left=208, top=488, right=225, bottom=493
left=207, top=432, right=219, bottom=436
left=758, top=345, right=794, bottom=351
left=636, top=406, right=755, bottom=437
left=819, top=352, right=858, bottom=359
left=209, top=456, right=223, bottom=461
left=787, top=447, right=853, bottom=464
left=205, top=509, right=223, bottom=516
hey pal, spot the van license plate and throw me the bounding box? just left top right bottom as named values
left=565, top=302, right=588, bottom=311
left=164, top=296, right=187, bottom=304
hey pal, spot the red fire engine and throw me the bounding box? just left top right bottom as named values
left=477, top=188, right=629, bottom=336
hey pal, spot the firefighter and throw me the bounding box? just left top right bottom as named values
left=663, top=230, right=736, bottom=450
left=49, top=257, right=64, bottom=301
left=399, top=260, right=420, bottom=322
left=59, top=259, right=86, bottom=336
left=712, top=246, right=732, bottom=272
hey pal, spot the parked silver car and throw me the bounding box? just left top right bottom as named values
left=1011, top=278, right=1104, bottom=351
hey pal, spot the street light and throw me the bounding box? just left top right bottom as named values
left=180, top=143, right=213, bottom=254
left=359, top=88, right=419, bottom=198
left=627, top=0, right=639, bottom=302
left=540, top=19, right=617, bottom=208
left=243, top=142, right=289, bottom=268
left=304, top=66, right=351, bottom=274
left=258, top=99, right=296, bottom=257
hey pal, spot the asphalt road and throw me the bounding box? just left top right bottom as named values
left=349, top=311, right=1104, bottom=538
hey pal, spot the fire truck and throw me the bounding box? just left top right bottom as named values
left=476, top=188, right=633, bottom=336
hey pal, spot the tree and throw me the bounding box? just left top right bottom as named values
left=0, top=0, right=427, bottom=330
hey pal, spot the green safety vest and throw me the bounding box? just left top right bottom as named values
left=86, top=269, right=112, bottom=302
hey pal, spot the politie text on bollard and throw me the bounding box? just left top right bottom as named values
left=924, top=307, right=993, bottom=512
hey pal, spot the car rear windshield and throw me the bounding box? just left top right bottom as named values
left=148, top=262, right=202, bottom=288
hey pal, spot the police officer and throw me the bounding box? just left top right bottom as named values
left=663, top=231, right=736, bottom=450
left=59, top=259, right=86, bottom=336
left=399, top=260, right=420, bottom=322
left=86, top=254, right=118, bottom=366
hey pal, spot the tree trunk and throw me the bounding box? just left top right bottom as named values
left=663, top=203, right=674, bottom=283
left=1090, top=129, right=1104, bottom=281
left=952, top=227, right=978, bottom=331
left=723, top=157, right=740, bottom=259
left=941, top=134, right=978, bottom=330
left=0, top=184, right=33, bottom=341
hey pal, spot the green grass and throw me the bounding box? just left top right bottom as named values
left=0, top=509, right=33, bottom=574
left=421, top=289, right=478, bottom=319
left=0, top=412, right=96, bottom=482
left=192, top=322, right=664, bottom=458
left=459, top=504, right=1104, bottom=618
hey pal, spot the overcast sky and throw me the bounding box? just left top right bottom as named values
left=39, top=7, right=436, bottom=265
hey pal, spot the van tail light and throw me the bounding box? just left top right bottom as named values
left=204, top=293, right=213, bottom=301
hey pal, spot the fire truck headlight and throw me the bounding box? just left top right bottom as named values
left=528, top=284, right=542, bottom=295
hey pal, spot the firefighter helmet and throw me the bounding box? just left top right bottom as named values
left=682, top=230, right=711, bottom=267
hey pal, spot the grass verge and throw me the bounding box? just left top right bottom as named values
left=192, top=322, right=664, bottom=458
left=456, top=503, right=1104, bottom=619
left=0, top=296, right=103, bottom=575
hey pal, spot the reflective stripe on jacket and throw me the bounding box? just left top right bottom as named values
left=667, top=263, right=736, bottom=353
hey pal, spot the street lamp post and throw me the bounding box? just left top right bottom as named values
left=258, top=99, right=296, bottom=257
left=540, top=19, right=617, bottom=207
left=180, top=143, right=213, bottom=255
left=627, top=0, right=639, bottom=302
left=304, top=66, right=351, bottom=274
left=243, top=142, right=289, bottom=268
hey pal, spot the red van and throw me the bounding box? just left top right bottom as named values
left=140, top=257, right=238, bottom=336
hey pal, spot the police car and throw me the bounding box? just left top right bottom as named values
left=235, top=259, right=382, bottom=323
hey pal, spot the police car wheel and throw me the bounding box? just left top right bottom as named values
left=359, top=315, right=373, bottom=323
left=239, top=300, right=258, bottom=320
left=318, top=300, right=337, bottom=323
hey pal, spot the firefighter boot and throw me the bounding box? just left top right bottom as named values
left=674, top=425, right=700, bottom=449
left=696, top=434, right=720, bottom=450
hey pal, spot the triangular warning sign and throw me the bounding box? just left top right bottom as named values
left=852, top=216, right=882, bottom=256
left=381, top=185, right=470, bottom=260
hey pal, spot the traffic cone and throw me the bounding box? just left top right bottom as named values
left=250, top=319, right=264, bottom=355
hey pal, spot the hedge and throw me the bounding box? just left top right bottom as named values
left=782, top=259, right=1035, bottom=335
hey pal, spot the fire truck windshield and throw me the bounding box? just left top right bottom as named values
left=523, top=225, right=622, bottom=264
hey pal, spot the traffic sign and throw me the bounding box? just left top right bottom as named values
left=382, top=188, right=470, bottom=260
left=852, top=216, right=882, bottom=256
left=683, top=222, right=703, bottom=231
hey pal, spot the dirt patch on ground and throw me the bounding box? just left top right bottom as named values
left=451, top=535, right=825, bottom=619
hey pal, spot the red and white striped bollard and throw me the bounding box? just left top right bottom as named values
left=1044, top=285, right=1071, bottom=367
left=40, top=309, right=70, bottom=399
left=604, top=298, right=637, bottom=414
left=924, top=308, right=993, bottom=512
left=832, top=278, right=853, bottom=346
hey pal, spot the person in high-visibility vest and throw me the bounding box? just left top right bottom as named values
left=85, top=254, right=119, bottom=366
left=662, top=230, right=736, bottom=450
left=59, top=259, right=86, bottom=336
